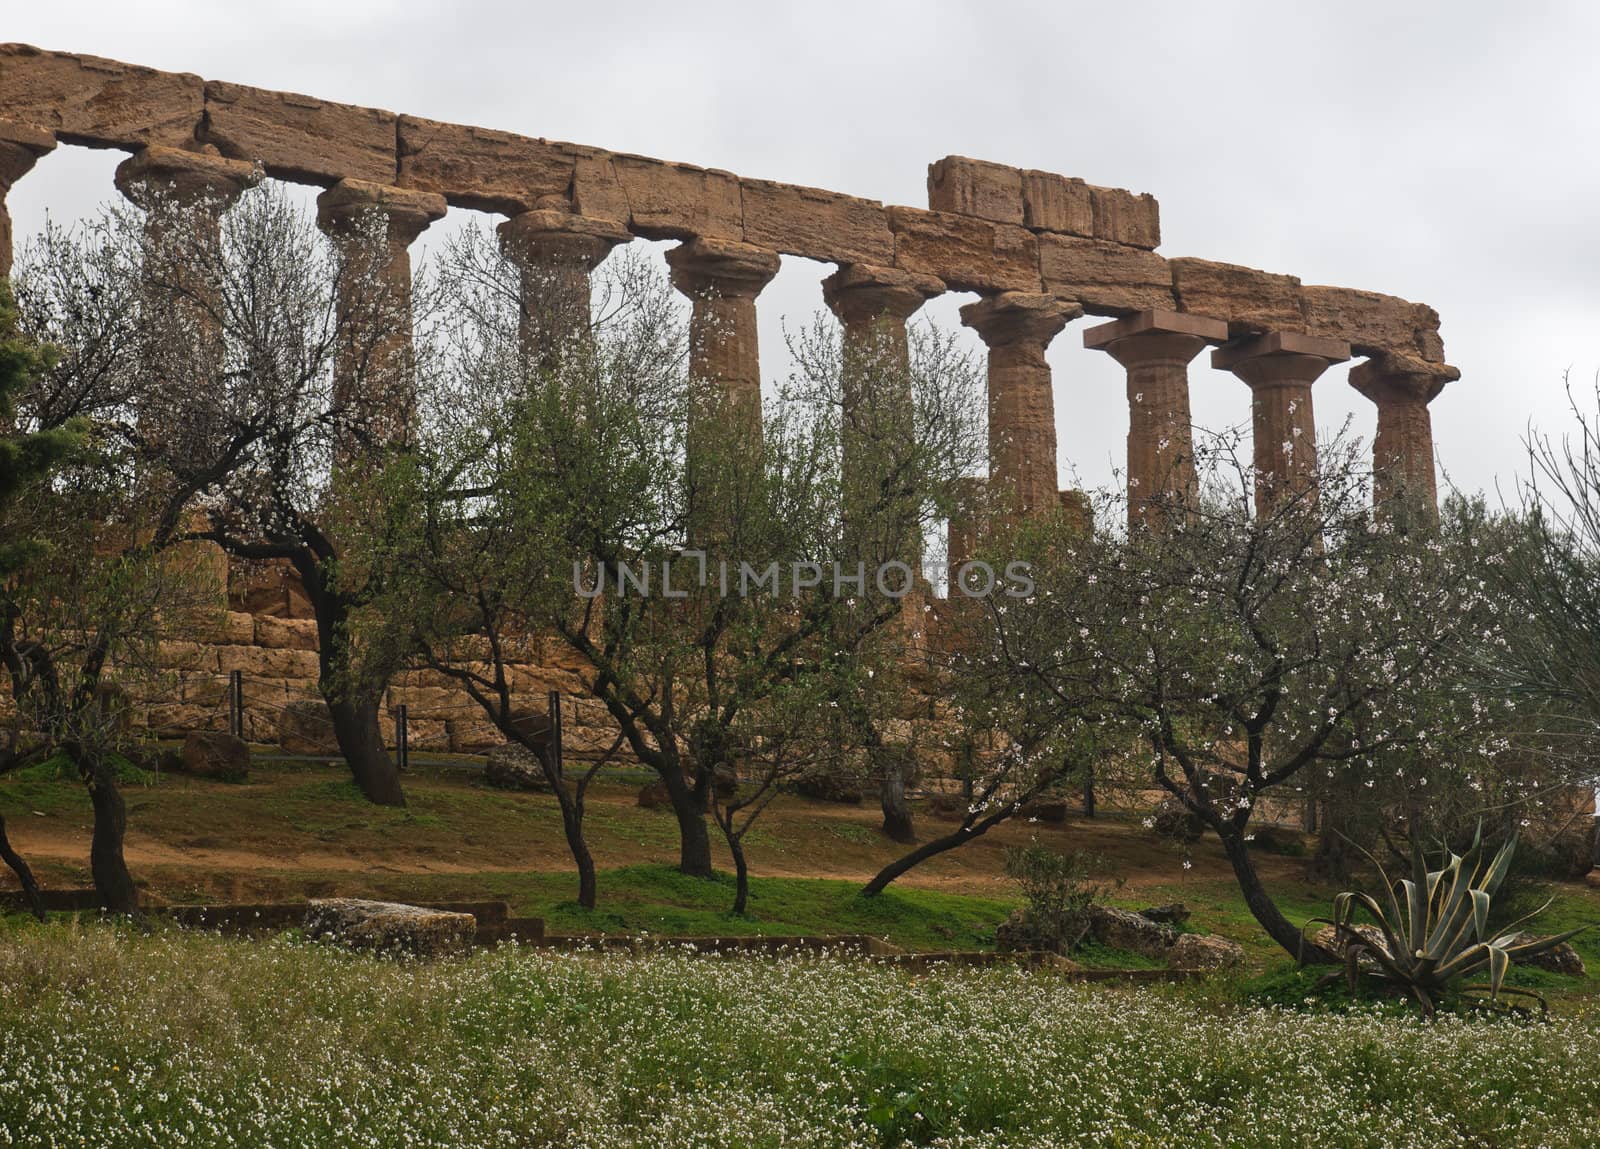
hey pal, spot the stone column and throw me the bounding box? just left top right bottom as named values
left=0, top=122, right=54, bottom=281
left=316, top=179, right=446, bottom=451
left=1211, top=331, right=1351, bottom=516
left=115, top=147, right=259, bottom=445
left=1349, top=351, right=1459, bottom=527
left=666, top=237, right=780, bottom=437
left=822, top=263, right=943, bottom=571
left=498, top=208, right=629, bottom=373
left=960, top=291, right=1082, bottom=519
left=1084, top=309, right=1228, bottom=530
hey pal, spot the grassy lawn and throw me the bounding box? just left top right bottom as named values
left=3, top=921, right=1600, bottom=1148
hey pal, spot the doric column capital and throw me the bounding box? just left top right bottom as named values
left=114, top=146, right=258, bottom=211
left=1211, top=330, right=1351, bottom=389
left=1083, top=308, right=1227, bottom=368
left=0, top=120, right=55, bottom=189
left=498, top=208, right=629, bottom=271
left=666, top=237, right=780, bottom=299
left=821, top=263, right=943, bottom=325
left=960, top=291, right=1081, bottom=350
left=1348, top=351, right=1459, bottom=407
left=316, top=179, right=447, bottom=247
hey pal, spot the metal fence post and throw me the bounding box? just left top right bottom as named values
left=397, top=703, right=409, bottom=771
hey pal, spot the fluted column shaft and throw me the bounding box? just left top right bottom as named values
left=1213, top=331, right=1350, bottom=516
left=1350, top=352, right=1458, bottom=527
left=317, top=179, right=446, bottom=451
left=0, top=122, right=54, bottom=281
left=667, top=238, right=780, bottom=429
left=961, top=291, right=1081, bottom=519
left=115, top=146, right=258, bottom=449
left=1085, top=310, right=1226, bottom=530
left=498, top=209, right=628, bottom=375
left=822, top=263, right=942, bottom=571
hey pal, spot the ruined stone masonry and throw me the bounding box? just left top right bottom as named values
left=0, top=44, right=1461, bottom=752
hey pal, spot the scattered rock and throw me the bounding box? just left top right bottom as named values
left=1167, top=933, right=1245, bottom=971
left=995, top=907, right=1043, bottom=953
left=1511, top=937, right=1587, bottom=977
left=1087, top=905, right=1177, bottom=960
left=637, top=780, right=671, bottom=809
left=278, top=698, right=339, bottom=756
left=1139, top=903, right=1190, bottom=926
left=484, top=743, right=550, bottom=791
left=1586, top=869, right=1600, bottom=890
left=180, top=731, right=249, bottom=782
left=303, top=898, right=475, bottom=958
left=1150, top=800, right=1204, bottom=844
left=1309, top=923, right=1391, bottom=966
left=1019, top=798, right=1069, bottom=824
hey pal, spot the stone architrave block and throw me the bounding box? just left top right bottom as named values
left=1300, top=284, right=1446, bottom=362
left=1090, top=185, right=1161, bottom=249
left=0, top=44, right=203, bottom=149
left=202, top=79, right=395, bottom=185
left=927, top=155, right=1024, bottom=226
left=1170, top=257, right=1304, bottom=335
left=572, top=151, right=742, bottom=242
left=397, top=115, right=584, bottom=214
left=888, top=206, right=1039, bottom=293
left=739, top=177, right=893, bottom=264
left=1037, top=233, right=1173, bottom=316
left=1021, top=169, right=1094, bottom=236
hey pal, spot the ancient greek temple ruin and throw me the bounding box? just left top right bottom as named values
left=0, top=44, right=1460, bottom=751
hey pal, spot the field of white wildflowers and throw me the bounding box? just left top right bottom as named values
left=1, top=921, right=1597, bottom=1148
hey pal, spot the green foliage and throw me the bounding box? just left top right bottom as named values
left=1314, top=829, right=1591, bottom=1016
left=1002, top=842, right=1116, bottom=952
left=13, top=750, right=153, bottom=787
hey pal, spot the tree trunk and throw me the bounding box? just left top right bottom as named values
left=82, top=765, right=138, bottom=914
left=555, top=794, right=597, bottom=910
left=1081, top=766, right=1096, bottom=818
left=730, top=834, right=749, bottom=915
left=327, top=694, right=405, bottom=807
left=879, top=754, right=915, bottom=844
left=0, top=811, right=44, bottom=919
left=662, top=770, right=714, bottom=878
left=863, top=821, right=989, bottom=896
left=1218, top=828, right=1336, bottom=964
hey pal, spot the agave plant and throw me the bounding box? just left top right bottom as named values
left=1307, top=828, right=1589, bottom=1017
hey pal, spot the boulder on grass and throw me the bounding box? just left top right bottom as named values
left=1309, top=923, right=1391, bottom=966
left=180, top=731, right=250, bottom=782
left=793, top=772, right=864, bottom=804
left=1511, top=936, right=1587, bottom=977
left=1087, top=905, right=1177, bottom=960
left=484, top=743, right=551, bottom=791
left=278, top=698, right=339, bottom=756
left=1167, top=933, right=1245, bottom=970
left=1138, top=902, right=1191, bottom=926
left=637, top=779, right=671, bottom=808
left=303, top=898, right=475, bottom=958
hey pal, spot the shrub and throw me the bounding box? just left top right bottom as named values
left=1001, top=843, right=1117, bottom=953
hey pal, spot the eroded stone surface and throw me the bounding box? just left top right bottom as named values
left=927, top=155, right=1024, bottom=226
left=304, top=898, right=476, bottom=958
left=1038, top=233, right=1172, bottom=315
left=397, top=115, right=584, bottom=213
left=1021, top=169, right=1094, bottom=235
left=889, top=206, right=1039, bottom=294
left=203, top=79, right=395, bottom=186
left=1171, top=257, right=1303, bottom=335
left=0, top=44, right=202, bottom=148
left=574, top=152, right=742, bottom=242
left=1090, top=185, right=1160, bottom=249
left=1301, top=284, right=1445, bottom=362
left=741, top=178, right=893, bottom=265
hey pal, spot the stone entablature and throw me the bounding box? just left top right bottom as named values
left=0, top=43, right=1448, bottom=368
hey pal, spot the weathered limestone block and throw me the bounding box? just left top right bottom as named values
left=740, top=178, right=893, bottom=264
left=181, top=731, right=250, bottom=782
left=1170, top=257, right=1303, bottom=335
left=888, top=206, right=1039, bottom=293
left=1087, top=905, right=1177, bottom=960
left=201, top=80, right=395, bottom=185
left=278, top=697, right=338, bottom=755
left=484, top=743, right=551, bottom=791
left=216, top=644, right=320, bottom=680
left=927, top=155, right=1024, bottom=225
left=396, top=115, right=586, bottom=213
left=387, top=685, right=480, bottom=722
left=1020, top=170, right=1093, bottom=236
left=255, top=615, right=319, bottom=651
left=158, top=640, right=221, bottom=673
left=572, top=152, right=742, bottom=241
left=1090, top=185, right=1161, bottom=249
left=147, top=703, right=225, bottom=737
left=180, top=672, right=229, bottom=706
left=1167, top=933, right=1245, bottom=970
left=304, top=898, right=476, bottom=958
left=0, top=44, right=202, bottom=148
left=448, top=718, right=503, bottom=753
left=1300, top=285, right=1445, bottom=362
left=1037, top=233, right=1172, bottom=316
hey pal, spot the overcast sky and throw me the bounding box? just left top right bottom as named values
left=8, top=0, right=1600, bottom=502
